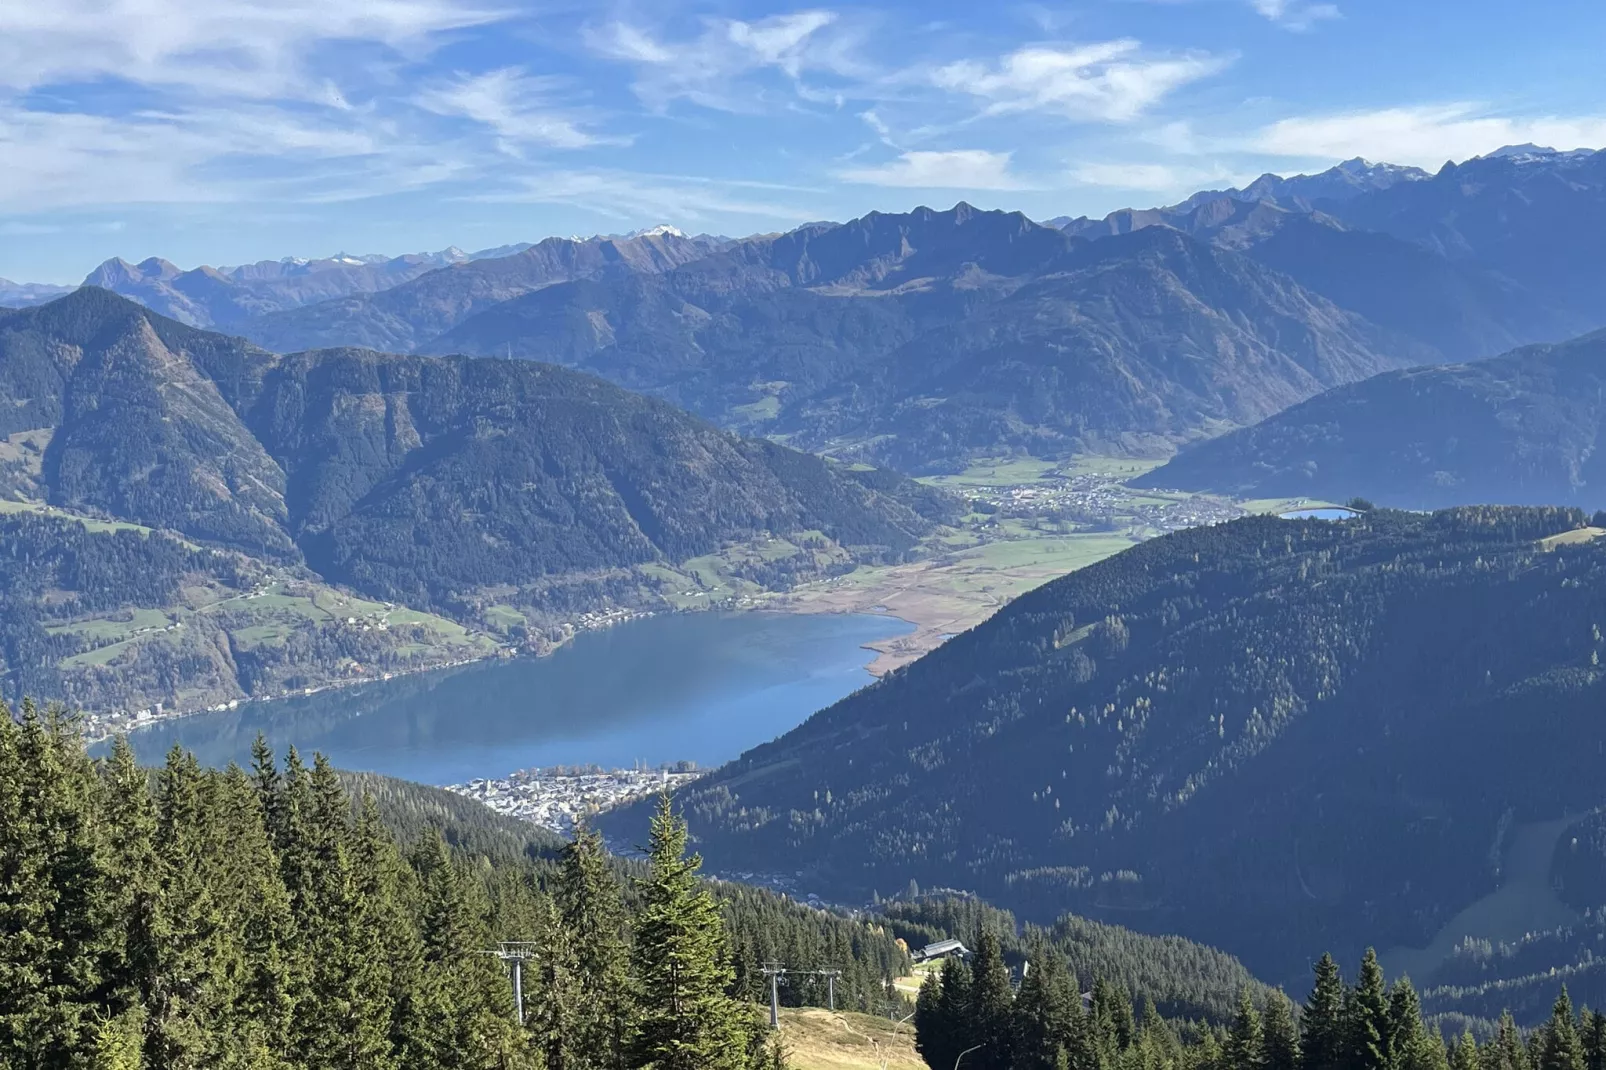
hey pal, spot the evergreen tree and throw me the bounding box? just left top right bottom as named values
left=1482, top=1013, right=1530, bottom=1070
left=1346, top=951, right=1391, bottom=1070
left=95, top=737, right=158, bottom=1022
left=630, top=793, right=750, bottom=1070
left=1302, top=955, right=1346, bottom=1070
left=1388, top=979, right=1445, bottom=1070
left=1449, top=1032, right=1479, bottom=1070
left=916, top=968, right=955, bottom=1070
left=1013, top=942, right=1076, bottom=1070
left=1581, top=1010, right=1606, bottom=1070
left=1225, top=990, right=1264, bottom=1070
left=1538, top=988, right=1587, bottom=1070
left=0, top=701, right=105, bottom=1070
left=969, top=927, right=1015, bottom=1070
left=1263, top=991, right=1300, bottom=1070
left=558, top=824, right=634, bottom=1069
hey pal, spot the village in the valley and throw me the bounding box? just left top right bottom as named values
left=447, top=763, right=706, bottom=837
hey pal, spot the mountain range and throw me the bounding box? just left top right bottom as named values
left=1136, top=329, right=1606, bottom=509
left=241, top=228, right=720, bottom=354
left=77, top=243, right=533, bottom=329
left=639, top=505, right=1606, bottom=993
left=0, top=278, right=74, bottom=308
left=420, top=204, right=1423, bottom=471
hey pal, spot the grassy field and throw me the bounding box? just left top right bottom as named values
left=776, top=1008, right=923, bottom=1070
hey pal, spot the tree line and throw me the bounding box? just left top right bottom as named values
left=914, top=931, right=1605, bottom=1070
left=0, top=699, right=881, bottom=1069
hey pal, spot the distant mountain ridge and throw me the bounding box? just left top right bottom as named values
left=420, top=203, right=1421, bottom=471
left=80, top=243, right=531, bottom=329
left=1135, top=329, right=1606, bottom=508
left=238, top=229, right=722, bottom=354
left=0, top=277, right=75, bottom=308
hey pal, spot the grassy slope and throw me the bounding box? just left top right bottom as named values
left=777, top=1008, right=923, bottom=1070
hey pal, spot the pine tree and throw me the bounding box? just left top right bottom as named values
left=1389, top=979, right=1445, bottom=1070
left=1538, top=988, right=1587, bottom=1070
left=1263, top=991, right=1300, bottom=1070
left=1226, top=990, right=1264, bottom=1070
left=1482, top=1013, right=1530, bottom=1070
left=215, top=764, right=297, bottom=1068
left=630, top=793, right=749, bottom=1070
left=1346, top=951, right=1391, bottom=1070
left=1581, top=1010, right=1606, bottom=1070
left=969, top=927, right=1015, bottom=1070
left=1449, top=1032, right=1479, bottom=1070
left=94, top=737, right=158, bottom=1022
left=1302, top=955, right=1346, bottom=1070
left=558, top=824, right=633, bottom=1069
left=0, top=700, right=106, bottom=1070
left=1013, top=941, right=1076, bottom=1070
left=915, top=968, right=955, bottom=1070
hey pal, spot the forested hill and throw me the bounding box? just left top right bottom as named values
left=422, top=204, right=1420, bottom=471
left=1133, top=330, right=1606, bottom=510
left=642, top=506, right=1606, bottom=985
left=0, top=288, right=953, bottom=712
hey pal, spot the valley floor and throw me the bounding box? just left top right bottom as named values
left=761, top=456, right=1328, bottom=673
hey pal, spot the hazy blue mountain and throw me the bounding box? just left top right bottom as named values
left=80, top=245, right=513, bottom=329
left=1135, top=329, right=1606, bottom=509
left=1056, top=148, right=1606, bottom=360
left=238, top=229, right=720, bottom=354
left=0, top=278, right=75, bottom=308
left=423, top=204, right=1419, bottom=471
left=1052, top=157, right=1431, bottom=236
left=627, top=505, right=1606, bottom=986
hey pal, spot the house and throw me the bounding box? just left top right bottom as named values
left=913, top=938, right=971, bottom=963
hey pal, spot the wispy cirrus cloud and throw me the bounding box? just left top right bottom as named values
left=0, top=0, right=505, bottom=98
left=416, top=69, right=622, bottom=152
left=1254, top=103, right=1606, bottom=168
left=930, top=41, right=1229, bottom=123
left=837, top=149, right=1031, bottom=190
left=467, top=169, right=821, bottom=222
left=1248, top=0, right=1341, bottom=31
left=584, top=10, right=863, bottom=113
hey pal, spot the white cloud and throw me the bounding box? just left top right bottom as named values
left=469, top=170, right=818, bottom=222
left=931, top=42, right=1228, bottom=123
left=1254, top=104, right=1606, bottom=168
left=837, top=150, right=1030, bottom=190
left=585, top=10, right=860, bottom=112
left=416, top=69, right=618, bottom=151
left=1249, top=0, right=1341, bottom=31
left=1069, top=160, right=1246, bottom=194
left=0, top=0, right=504, bottom=99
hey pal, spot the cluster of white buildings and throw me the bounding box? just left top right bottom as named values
left=447, top=764, right=704, bottom=836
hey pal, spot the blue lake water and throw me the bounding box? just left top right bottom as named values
left=116, top=611, right=912, bottom=785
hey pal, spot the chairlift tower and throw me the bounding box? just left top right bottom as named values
left=760, top=962, right=845, bottom=1029
left=479, top=941, right=543, bottom=1026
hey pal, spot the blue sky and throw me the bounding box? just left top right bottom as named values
left=3, top=0, right=1604, bottom=282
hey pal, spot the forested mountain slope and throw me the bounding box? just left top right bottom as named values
left=0, top=288, right=950, bottom=711
left=637, top=507, right=1606, bottom=984
left=1137, top=331, right=1606, bottom=509
left=425, top=205, right=1417, bottom=470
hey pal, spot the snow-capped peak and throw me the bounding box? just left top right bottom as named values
left=628, top=224, right=686, bottom=239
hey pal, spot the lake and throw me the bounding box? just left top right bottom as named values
left=116, top=611, right=913, bottom=785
